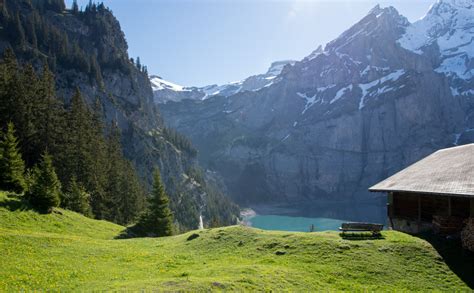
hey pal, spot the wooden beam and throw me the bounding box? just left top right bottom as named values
left=448, top=197, right=452, bottom=217
left=418, top=194, right=421, bottom=222
left=387, top=192, right=393, bottom=216
left=387, top=192, right=394, bottom=229
left=471, top=198, right=474, bottom=217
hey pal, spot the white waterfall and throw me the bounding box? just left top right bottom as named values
left=198, top=214, right=204, bottom=230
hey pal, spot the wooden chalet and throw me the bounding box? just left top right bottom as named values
left=370, top=144, right=474, bottom=234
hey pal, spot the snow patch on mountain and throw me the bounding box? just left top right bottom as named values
left=331, top=84, right=353, bottom=104
left=297, top=84, right=336, bottom=114
left=200, top=82, right=243, bottom=99
left=451, top=86, right=474, bottom=96
left=361, top=65, right=390, bottom=76
left=358, top=69, right=405, bottom=109
left=297, top=92, right=320, bottom=114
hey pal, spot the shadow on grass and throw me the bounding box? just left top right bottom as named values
left=115, top=228, right=133, bottom=239
left=339, top=232, right=385, bottom=240
left=419, top=233, right=474, bottom=289
left=114, top=225, right=143, bottom=239
left=0, top=194, right=33, bottom=212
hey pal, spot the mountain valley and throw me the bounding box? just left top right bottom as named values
left=156, top=1, right=474, bottom=206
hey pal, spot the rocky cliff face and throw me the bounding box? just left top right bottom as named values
left=0, top=0, right=238, bottom=229
left=159, top=1, right=474, bottom=205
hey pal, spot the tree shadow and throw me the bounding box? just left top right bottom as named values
left=114, top=225, right=143, bottom=239
left=419, top=233, right=474, bottom=289
left=115, top=228, right=133, bottom=239
left=0, top=194, right=33, bottom=212
left=339, top=232, right=385, bottom=240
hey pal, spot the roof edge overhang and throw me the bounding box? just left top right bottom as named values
left=369, top=188, right=474, bottom=198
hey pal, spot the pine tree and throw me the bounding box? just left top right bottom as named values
left=62, top=88, right=93, bottom=184
left=86, top=97, right=108, bottom=218
left=62, top=177, right=92, bottom=217
left=17, top=63, right=39, bottom=166
left=97, top=3, right=106, bottom=13
left=2, top=47, right=17, bottom=73
left=85, top=120, right=145, bottom=225
left=28, top=152, right=61, bottom=213
left=132, top=169, right=173, bottom=237
left=136, top=56, right=141, bottom=71
left=119, top=160, right=146, bottom=224
left=46, top=0, right=66, bottom=13
left=71, top=0, right=79, bottom=14
left=0, top=48, right=19, bottom=125
left=56, top=89, right=110, bottom=219
left=34, top=64, right=65, bottom=159
left=0, top=122, right=26, bottom=193
left=150, top=169, right=174, bottom=236
left=102, top=122, right=123, bottom=221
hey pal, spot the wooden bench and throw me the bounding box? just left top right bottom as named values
left=339, top=222, right=383, bottom=235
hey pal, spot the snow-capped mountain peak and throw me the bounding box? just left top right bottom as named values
left=150, top=75, right=186, bottom=92
left=399, top=0, right=474, bottom=52
left=151, top=60, right=296, bottom=103
left=398, top=0, right=474, bottom=80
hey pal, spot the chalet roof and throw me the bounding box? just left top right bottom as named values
left=369, top=143, right=474, bottom=198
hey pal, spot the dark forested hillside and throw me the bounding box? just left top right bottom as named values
left=0, top=0, right=239, bottom=230
left=0, top=50, right=147, bottom=224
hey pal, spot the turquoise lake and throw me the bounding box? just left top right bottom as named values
left=242, top=200, right=387, bottom=232
left=246, top=215, right=346, bottom=232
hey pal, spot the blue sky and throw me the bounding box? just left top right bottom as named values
left=65, top=0, right=433, bottom=87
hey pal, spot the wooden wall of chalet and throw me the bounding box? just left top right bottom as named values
left=391, top=192, right=471, bottom=221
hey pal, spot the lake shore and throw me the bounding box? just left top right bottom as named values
left=238, top=199, right=387, bottom=232
left=239, top=208, right=257, bottom=226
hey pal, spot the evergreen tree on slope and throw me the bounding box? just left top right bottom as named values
left=0, top=122, right=26, bottom=193
left=62, top=177, right=92, bottom=217
left=28, top=152, right=61, bottom=213
left=132, top=169, right=173, bottom=237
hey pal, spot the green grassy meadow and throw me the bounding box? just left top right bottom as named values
left=0, top=191, right=470, bottom=291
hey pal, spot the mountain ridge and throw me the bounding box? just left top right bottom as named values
left=151, top=60, right=296, bottom=104
left=159, top=1, right=474, bottom=205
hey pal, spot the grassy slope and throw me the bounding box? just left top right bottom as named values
left=0, top=192, right=469, bottom=291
